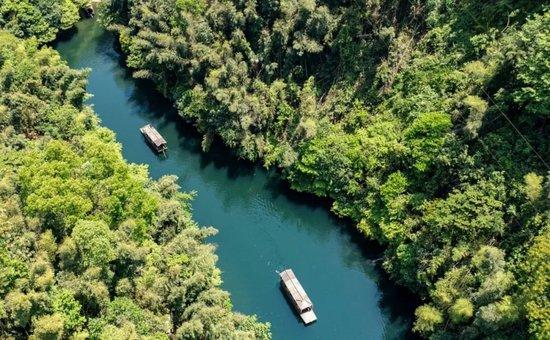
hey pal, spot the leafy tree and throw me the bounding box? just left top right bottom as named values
left=50, top=289, right=85, bottom=333
left=519, top=232, right=550, bottom=338
left=524, top=173, right=544, bottom=202
left=30, top=313, right=65, bottom=340
left=101, top=1, right=550, bottom=337
left=0, top=29, right=270, bottom=339
left=414, top=305, right=443, bottom=335
left=0, top=0, right=84, bottom=43
left=71, top=220, right=116, bottom=269
left=449, top=298, right=474, bottom=324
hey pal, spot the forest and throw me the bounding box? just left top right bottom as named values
left=0, top=0, right=85, bottom=43
left=99, top=0, right=549, bottom=338
left=0, top=0, right=548, bottom=338
left=0, top=3, right=270, bottom=338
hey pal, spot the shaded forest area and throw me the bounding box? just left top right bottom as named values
left=99, top=0, right=549, bottom=338
left=0, top=1, right=270, bottom=338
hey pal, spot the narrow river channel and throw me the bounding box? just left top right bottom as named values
left=55, top=19, right=416, bottom=339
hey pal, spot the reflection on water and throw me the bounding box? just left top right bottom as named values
left=55, top=19, right=419, bottom=340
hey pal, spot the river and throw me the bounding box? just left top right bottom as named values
left=55, top=19, right=416, bottom=339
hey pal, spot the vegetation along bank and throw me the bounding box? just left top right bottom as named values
left=0, top=1, right=270, bottom=338
left=99, top=0, right=549, bottom=338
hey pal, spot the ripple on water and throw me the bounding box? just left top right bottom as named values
left=54, top=18, right=418, bottom=340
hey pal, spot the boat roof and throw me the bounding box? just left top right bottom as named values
left=280, top=269, right=313, bottom=310
left=300, top=310, right=317, bottom=324
left=141, top=124, right=167, bottom=147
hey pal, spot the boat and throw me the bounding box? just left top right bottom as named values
left=279, top=269, right=317, bottom=325
left=140, top=124, right=167, bottom=153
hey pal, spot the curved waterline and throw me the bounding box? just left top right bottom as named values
left=55, top=19, right=418, bottom=340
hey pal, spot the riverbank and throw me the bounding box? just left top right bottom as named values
left=97, top=2, right=550, bottom=338
left=54, top=18, right=419, bottom=339
left=0, top=27, right=269, bottom=339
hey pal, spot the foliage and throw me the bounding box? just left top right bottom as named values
left=102, top=0, right=550, bottom=337
left=519, top=231, right=550, bottom=338
left=0, top=30, right=270, bottom=339
left=0, top=0, right=85, bottom=43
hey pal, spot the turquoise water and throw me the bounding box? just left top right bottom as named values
left=55, top=19, right=416, bottom=339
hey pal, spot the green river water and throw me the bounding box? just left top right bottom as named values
left=55, top=19, right=417, bottom=340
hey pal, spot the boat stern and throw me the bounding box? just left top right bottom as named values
left=300, top=310, right=317, bottom=325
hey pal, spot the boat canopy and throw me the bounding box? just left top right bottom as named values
left=280, top=269, right=313, bottom=311
left=141, top=124, right=167, bottom=150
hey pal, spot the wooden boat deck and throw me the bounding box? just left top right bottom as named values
left=140, top=124, right=167, bottom=153
left=280, top=269, right=317, bottom=324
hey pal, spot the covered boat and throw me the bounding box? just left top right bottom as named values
left=140, top=124, right=167, bottom=153
left=279, top=269, right=317, bottom=324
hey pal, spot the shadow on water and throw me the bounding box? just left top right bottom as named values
left=122, top=54, right=421, bottom=339
left=56, top=18, right=421, bottom=339
left=110, top=30, right=261, bottom=180
left=140, top=136, right=169, bottom=160
left=51, top=26, right=79, bottom=45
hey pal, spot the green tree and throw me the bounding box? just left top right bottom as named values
left=414, top=305, right=443, bottom=335
left=30, top=313, right=65, bottom=340
left=0, top=29, right=270, bottom=339
left=0, top=0, right=83, bottom=43
left=51, top=289, right=85, bottom=333
left=71, top=220, right=116, bottom=269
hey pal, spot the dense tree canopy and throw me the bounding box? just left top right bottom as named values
left=0, top=30, right=270, bottom=339
left=101, top=0, right=549, bottom=338
left=0, top=0, right=86, bottom=43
